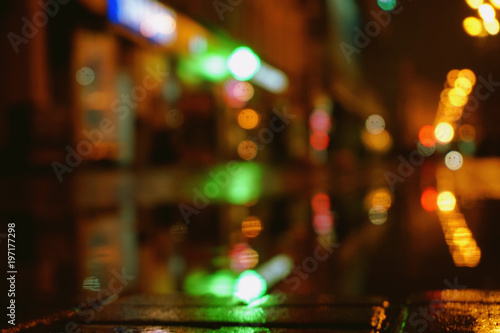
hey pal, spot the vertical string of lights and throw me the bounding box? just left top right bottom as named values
left=361, top=113, right=393, bottom=225
left=365, top=188, right=392, bottom=226
left=311, top=192, right=337, bottom=243
left=463, top=0, right=500, bottom=36
left=223, top=47, right=264, bottom=278
left=419, top=69, right=481, bottom=267
left=309, top=96, right=334, bottom=164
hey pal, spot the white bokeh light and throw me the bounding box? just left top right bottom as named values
left=76, top=67, right=95, bottom=86
left=365, top=115, right=385, bottom=135
left=445, top=151, right=463, bottom=171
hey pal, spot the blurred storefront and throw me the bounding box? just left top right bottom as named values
left=1, top=0, right=327, bottom=305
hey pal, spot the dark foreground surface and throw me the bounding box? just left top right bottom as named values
left=6, top=290, right=500, bottom=333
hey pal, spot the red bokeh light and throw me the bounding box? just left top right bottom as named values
left=310, top=131, right=330, bottom=151
left=421, top=187, right=438, bottom=212
left=312, top=193, right=330, bottom=213
left=419, top=125, right=436, bottom=147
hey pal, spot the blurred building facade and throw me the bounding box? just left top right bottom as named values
left=0, top=0, right=336, bottom=305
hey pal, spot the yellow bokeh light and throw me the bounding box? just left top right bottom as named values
left=491, top=0, right=500, bottom=8
left=448, top=88, right=468, bottom=106
left=437, top=191, right=457, bottom=212
left=454, top=77, right=473, bottom=95
left=237, top=109, right=259, bottom=129
left=241, top=216, right=262, bottom=238
left=453, top=239, right=481, bottom=267
left=463, top=247, right=481, bottom=267
left=237, top=140, right=258, bottom=160
left=466, top=0, right=483, bottom=9
left=479, top=4, right=496, bottom=22
left=463, top=17, right=483, bottom=36
left=436, top=192, right=481, bottom=268
left=443, top=215, right=467, bottom=245
left=361, top=129, right=393, bottom=153
left=452, top=250, right=466, bottom=266
left=445, top=214, right=467, bottom=229
left=453, top=227, right=472, bottom=247
left=371, top=189, right=392, bottom=210
left=484, top=18, right=500, bottom=35
left=458, top=69, right=476, bottom=86
left=434, top=122, right=454, bottom=144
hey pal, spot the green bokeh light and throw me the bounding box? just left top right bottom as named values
left=177, top=53, right=229, bottom=83
left=184, top=269, right=237, bottom=297
left=458, top=140, right=476, bottom=156
left=234, top=270, right=267, bottom=304
left=201, top=162, right=262, bottom=205
left=207, top=269, right=237, bottom=297
left=200, top=53, right=228, bottom=81
left=225, top=162, right=262, bottom=204
left=184, top=270, right=209, bottom=296
left=377, top=0, right=396, bottom=11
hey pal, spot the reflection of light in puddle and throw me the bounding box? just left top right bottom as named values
left=82, top=276, right=101, bottom=291
left=198, top=304, right=267, bottom=324
left=369, top=206, right=387, bottom=225
left=241, top=216, right=262, bottom=238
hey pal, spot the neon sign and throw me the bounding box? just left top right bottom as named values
left=107, top=0, right=177, bottom=44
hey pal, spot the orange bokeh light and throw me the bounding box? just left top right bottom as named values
left=237, top=140, right=258, bottom=160
left=237, top=109, right=259, bottom=130
left=241, top=216, right=262, bottom=238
